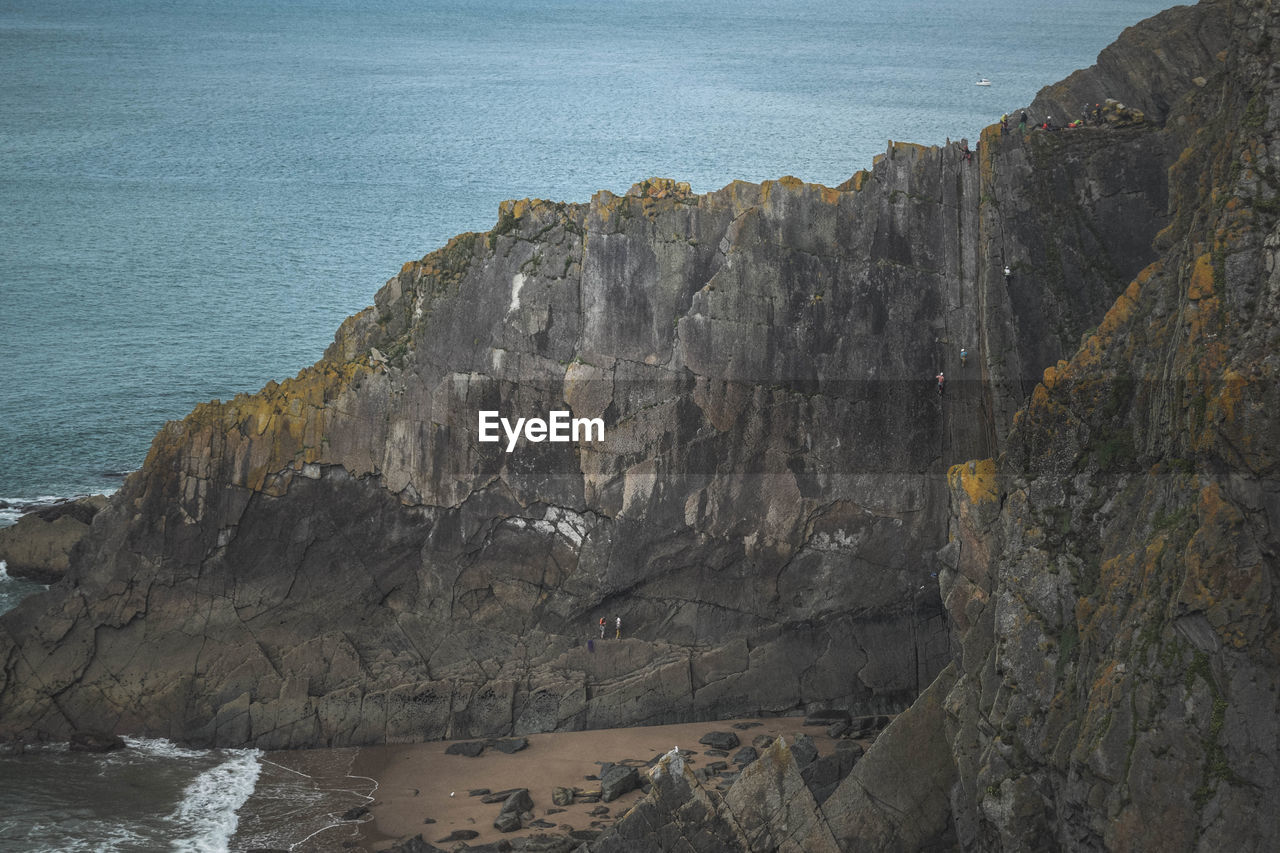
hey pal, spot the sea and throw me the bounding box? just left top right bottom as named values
left=0, top=0, right=1174, bottom=848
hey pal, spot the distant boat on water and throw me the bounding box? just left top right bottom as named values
left=975, top=77, right=992, bottom=86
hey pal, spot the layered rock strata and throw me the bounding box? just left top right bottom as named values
left=0, top=27, right=1260, bottom=853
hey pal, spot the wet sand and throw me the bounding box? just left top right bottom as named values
left=345, top=716, right=840, bottom=850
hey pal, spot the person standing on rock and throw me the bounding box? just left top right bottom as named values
left=599, top=617, right=606, bottom=639
left=1019, top=111, right=1028, bottom=133
left=616, top=616, right=622, bottom=639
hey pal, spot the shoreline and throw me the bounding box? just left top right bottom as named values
left=303, top=716, right=848, bottom=851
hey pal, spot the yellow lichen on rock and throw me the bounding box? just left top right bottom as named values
left=948, top=458, right=999, bottom=506
left=1187, top=252, right=1215, bottom=300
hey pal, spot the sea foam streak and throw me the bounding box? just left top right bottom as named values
left=168, top=747, right=263, bottom=852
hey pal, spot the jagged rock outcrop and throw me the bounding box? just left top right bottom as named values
left=0, top=27, right=1258, bottom=850
left=593, top=739, right=840, bottom=853
left=0, top=496, right=107, bottom=584
left=817, top=0, right=1277, bottom=850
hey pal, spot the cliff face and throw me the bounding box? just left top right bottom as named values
left=935, top=1, right=1279, bottom=848
left=0, top=2, right=1251, bottom=809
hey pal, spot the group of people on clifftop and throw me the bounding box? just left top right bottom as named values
left=1000, top=102, right=1115, bottom=136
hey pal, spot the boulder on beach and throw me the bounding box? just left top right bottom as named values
left=444, top=740, right=485, bottom=757
left=600, top=765, right=639, bottom=802
left=697, top=731, right=739, bottom=751
left=488, top=737, right=529, bottom=754
left=500, top=788, right=534, bottom=817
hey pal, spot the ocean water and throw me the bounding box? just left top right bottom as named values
left=0, top=0, right=1174, bottom=848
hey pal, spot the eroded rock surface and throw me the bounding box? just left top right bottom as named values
left=0, top=31, right=1267, bottom=853
left=0, top=496, right=107, bottom=584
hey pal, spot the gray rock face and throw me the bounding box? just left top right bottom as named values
left=599, top=765, right=640, bottom=803
left=813, top=1, right=1280, bottom=851
left=0, top=495, right=107, bottom=583
left=0, top=0, right=1232, bottom=771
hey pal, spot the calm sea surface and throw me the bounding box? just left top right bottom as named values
left=1, top=0, right=1173, bottom=848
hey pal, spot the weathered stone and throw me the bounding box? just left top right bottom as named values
left=488, top=737, right=529, bottom=754
left=0, top=495, right=107, bottom=583
left=789, top=734, right=817, bottom=770
left=593, top=748, right=751, bottom=852
left=551, top=786, right=574, bottom=806
left=599, top=765, right=639, bottom=802
left=499, top=788, right=534, bottom=816
left=823, top=664, right=959, bottom=849
left=697, top=731, right=739, bottom=751
left=724, top=737, right=840, bottom=853
left=493, top=812, right=521, bottom=833
left=0, top=3, right=1275, bottom=850
left=444, top=740, right=484, bottom=757
left=731, top=746, right=758, bottom=766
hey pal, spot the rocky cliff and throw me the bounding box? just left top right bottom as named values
left=1, top=1, right=1272, bottom=845
left=589, top=1, right=1277, bottom=849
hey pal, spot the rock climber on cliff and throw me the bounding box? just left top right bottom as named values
left=960, top=347, right=968, bottom=367
left=616, top=616, right=622, bottom=639
left=936, top=371, right=946, bottom=396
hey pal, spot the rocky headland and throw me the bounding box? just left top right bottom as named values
left=2, top=0, right=1276, bottom=849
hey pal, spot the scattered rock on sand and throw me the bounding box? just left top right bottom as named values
left=600, top=766, right=640, bottom=802
left=698, top=731, right=740, bottom=751
left=488, top=737, right=529, bottom=754
left=732, top=746, right=758, bottom=766
left=436, top=829, right=478, bottom=842
left=445, top=740, right=485, bottom=757
left=341, top=805, right=369, bottom=820
left=499, top=788, right=534, bottom=818
left=552, top=786, right=574, bottom=806
left=384, top=836, right=442, bottom=853
left=751, top=734, right=775, bottom=750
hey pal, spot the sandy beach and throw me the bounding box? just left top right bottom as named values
left=303, top=716, right=846, bottom=851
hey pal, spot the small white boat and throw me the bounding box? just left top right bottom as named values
left=975, top=78, right=992, bottom=86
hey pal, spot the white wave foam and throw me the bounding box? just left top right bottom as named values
left=168, top=749, right=264, bottom=852
left=0, top=561, right=8, bottom=580
left=120, top=736, right=211, bottom=762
